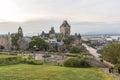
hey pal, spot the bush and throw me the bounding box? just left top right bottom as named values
left=26, top=59, right=34, bottom=64
left=80, top=58, right=91, bottom=67
left=10, top=51, right=19, bottom=55
left=9, top=53, right=18, bottom=55
left=63, top=58, right=90, bottom=68
left=65, top=54, right=78, bottom=57
left=28, top=55, right=34, bottom=60
left=42, top=54, right=51, bottom=58
left=26, top=59, right=43, bottom=65
left=33, top=60, right=43, bottom=65
left=70, top=46, right=81, bottom=53
left=0, top=56, right=22, bottom=65
left=49, top=49, right=56, bottom=52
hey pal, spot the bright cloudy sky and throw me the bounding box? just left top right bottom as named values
left=0, top=0, right=120, bottom=35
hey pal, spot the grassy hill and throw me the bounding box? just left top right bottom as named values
left=0, top=64, right=114, bottom=80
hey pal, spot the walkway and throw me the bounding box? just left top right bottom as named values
left=102, top=68, right=120, bottom=80
left=82, top=43, right=100, bottom=58
left=82, top=43, right=120, bottom=80
left=82, top=43, right=114, bottom=67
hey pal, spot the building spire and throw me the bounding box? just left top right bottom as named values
left=18, top=26, right=23, bottom=38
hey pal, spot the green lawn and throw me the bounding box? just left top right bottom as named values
left=0, top=64, right=114, bottom=80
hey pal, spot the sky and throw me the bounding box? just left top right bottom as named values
left=0, top=0, right=120, bottom=35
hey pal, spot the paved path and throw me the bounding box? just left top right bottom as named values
left=89, top=59, right=107, bottom=68
left=82, top=43, right=100, bottom=58
left=102, top=68, right=120, bottom=80
left=82, top=43, right=120, bottom=79
left=82, top=43, right=114, bottom=67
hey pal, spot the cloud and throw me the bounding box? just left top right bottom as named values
left=72, top=21, right=120, bottom=34
left=10, top=0, right=120, bottom=22
left=0, top=0, right=120, bottom=34
left=0, top=19, right=120, bottom=35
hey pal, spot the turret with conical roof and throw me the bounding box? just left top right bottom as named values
left=60, top=20, right=71, bottom=36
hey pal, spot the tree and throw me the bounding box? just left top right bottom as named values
left=63, top=37, right=75, bottom=45
left=63, top=58, right=90, bottom=67
left=70, top=46, right=82, bottom=53
left=18, top=38, right=29, bottom=50
left=63, top=37, right=75, bottom=50
left=11, top=33, right=22, bottom=50
left=29, top=36, right=49, bottom=51
left=101, top=43, right=120, bottom=64
left=57, top=38, right=62, bottom=42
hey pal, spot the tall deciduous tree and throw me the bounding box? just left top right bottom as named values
left=63, top=37, right=75, bottom=45
left=63, top=37, right=75, bottom=50
left=102, top=43, right=120, bottom=64
left=11, top=33, right=22, bottom=50
left=29, top=36, right=49, bottom=51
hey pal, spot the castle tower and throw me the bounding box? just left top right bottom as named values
left=60, top=20, right=71, bottom=36
left=49, top=27, right=55, bottom=34
left=18, top=26, right=23, bottom=38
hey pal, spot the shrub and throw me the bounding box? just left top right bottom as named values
left=10, top=51, right=19, bottom=55
left=49, top=49, right=56, bottom=52
left=28, top=55, right=34, bottom=60
left=63, top=58, right=80, bottom=67
left=0, top=56, right=22, bottom=65
left=0, top=52, right=9, bottom=55
left=79, top=58, right=90, bottom=67
left=42, top=54, right=51, bottom=58
left=65, top=54, right=78, bottom=57
left=63, top=58, right=90, bottom=68
left=9, top=53, right=18, bottom=55
left=26, top=59, right=34, bottom=64
left=26, top=59, right=43, bottom=65
left=33, top=60, right=43, bottom=65
left=70, top=46, right=81, bottom=53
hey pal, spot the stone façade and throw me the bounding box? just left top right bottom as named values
left=60, top=20, right=71, bottom=37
